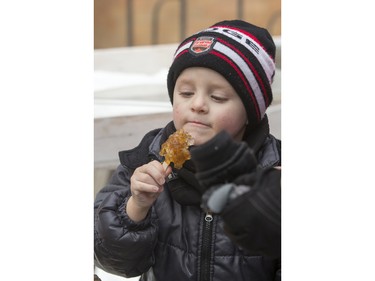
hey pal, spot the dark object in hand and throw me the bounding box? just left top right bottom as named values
left=190, top=130, right=257, bottom=189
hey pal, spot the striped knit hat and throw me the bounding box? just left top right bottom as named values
left=167, top=20, right=276, bottom=128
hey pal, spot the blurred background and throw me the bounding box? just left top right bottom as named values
left=94, top=0, right=280, bottom=48
left=94, top=1, right=280, bottom=279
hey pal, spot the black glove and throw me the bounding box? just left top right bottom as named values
left=190, top=130, right=258, bottom=189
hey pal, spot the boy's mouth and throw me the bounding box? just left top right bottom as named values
left=186, top=121, right=211, bottom=129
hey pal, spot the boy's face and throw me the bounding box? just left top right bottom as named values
left=172, top=67, right=247, bottom=145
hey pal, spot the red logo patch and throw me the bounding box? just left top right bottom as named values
left=190, top=37, right=215, bottom=54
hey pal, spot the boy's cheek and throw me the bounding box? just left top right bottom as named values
left=172, top=107, right=184, bottom=128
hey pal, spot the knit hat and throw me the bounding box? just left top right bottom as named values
left=167, top=20, right=276, bottom=127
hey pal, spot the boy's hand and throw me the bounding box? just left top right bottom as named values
left=127, top=160, right=172, bottom=222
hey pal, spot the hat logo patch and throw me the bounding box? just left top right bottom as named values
left=190, top=37, right=215, bottom=54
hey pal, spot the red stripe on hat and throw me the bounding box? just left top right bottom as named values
left=175, top=48, right=189, bottom=60
left=211, top=50, right=261, bottom=120
left=217, top=38, right=270, bottom=106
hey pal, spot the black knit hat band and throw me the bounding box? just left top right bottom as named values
left=167, top=20, right=276, bottom=126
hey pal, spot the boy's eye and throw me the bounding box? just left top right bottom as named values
left=211, top=95, right=228, bottom=102
left=179, top=91, right=194, bottom=97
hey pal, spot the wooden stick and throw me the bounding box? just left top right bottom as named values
left=162, top=161, right=169, bottom=170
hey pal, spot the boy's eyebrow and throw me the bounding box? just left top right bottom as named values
left=175, top=77, right=194, bottom=86
left=207, top=82, right=235, bottom=93
left=176, top=75, right=193, bottom=82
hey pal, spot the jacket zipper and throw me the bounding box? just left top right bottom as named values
left=200, top=212, right=213, bottom=281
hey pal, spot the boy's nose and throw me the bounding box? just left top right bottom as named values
left=191, top=94, right=208, bottom=113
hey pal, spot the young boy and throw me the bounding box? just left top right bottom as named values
left=94, top=20, right=281, bottom=281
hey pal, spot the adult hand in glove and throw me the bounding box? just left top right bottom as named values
left=190, top=130, right=258, bottom=189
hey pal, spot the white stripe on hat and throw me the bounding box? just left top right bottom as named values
left=214, top=42, right=266, bottom=117
left=174, top=41, right=193, bottom=59
left=204, top=26, right=275, bottom=84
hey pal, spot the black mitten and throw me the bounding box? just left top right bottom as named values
left=190, top=130, right=258, bottom=189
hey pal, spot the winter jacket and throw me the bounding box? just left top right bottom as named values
left=94, top=120, right=281, bottom=281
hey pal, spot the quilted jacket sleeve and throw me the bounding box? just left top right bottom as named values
left=94, top=164, right=158, bottom=278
